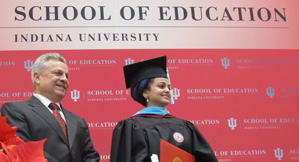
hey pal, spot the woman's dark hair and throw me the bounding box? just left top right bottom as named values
left=131, top=78, right=154, bottom=106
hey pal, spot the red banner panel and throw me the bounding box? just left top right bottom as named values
left=1, top=49, right=299, bottom=161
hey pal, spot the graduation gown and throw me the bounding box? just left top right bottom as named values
left=110, top=114, right=218, bottom=162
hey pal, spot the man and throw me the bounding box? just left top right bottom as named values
left=1, top=53, right=100, bottom=162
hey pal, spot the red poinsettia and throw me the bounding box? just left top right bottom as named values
left=0, top=114, right=47, bottom=162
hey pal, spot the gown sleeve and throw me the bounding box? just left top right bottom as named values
left=110, top=118, right=150, bottom=162
left=186, top=121, right=219, bottom=162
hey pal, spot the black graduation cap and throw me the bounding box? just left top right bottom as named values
left=124, top=56, right=167, bottom=88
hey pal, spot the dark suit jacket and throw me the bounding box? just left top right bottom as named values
left=1, top=96, right=100, bottom=162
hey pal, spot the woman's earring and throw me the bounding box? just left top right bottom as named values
left=144, top=95, right=149, bottom=102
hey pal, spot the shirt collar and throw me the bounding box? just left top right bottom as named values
left=33, top=93, right=60, bottom=108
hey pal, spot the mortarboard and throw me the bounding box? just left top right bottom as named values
left=123, top=56, right=167, bottom=88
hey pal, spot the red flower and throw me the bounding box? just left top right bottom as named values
left=0, top=114, right=47, bottom=162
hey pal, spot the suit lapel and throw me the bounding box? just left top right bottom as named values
left=62, top=108, right=77, bottom=149
left=28, top=96, right=68, bottom=144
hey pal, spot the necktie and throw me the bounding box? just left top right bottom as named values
left=48, top=103, right=68, bottom=138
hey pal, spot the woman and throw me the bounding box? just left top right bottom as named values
left=110, top=56, right=218, bottom=162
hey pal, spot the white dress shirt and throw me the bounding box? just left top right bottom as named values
left=33, top=93, right=66, bottom=122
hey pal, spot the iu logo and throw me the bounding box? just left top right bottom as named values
left=171, top=88, right=180, bottom=100
left=170, top=88, right=180, bottom=104
left=274, top=148, right=283, bottom=160
left=266, top=87, right=275, bottom=98
left=125, top=58, right=134, bottom=65
left=221, top=58, right=230, bottom=69
left=70, top=89, right=80, bottom=102
left=227, top=118, right=237, bottom=130
left=24, top=59, right=34, bottom=71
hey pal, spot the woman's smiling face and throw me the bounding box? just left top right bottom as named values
left=143, top=77, right=171, bottom=107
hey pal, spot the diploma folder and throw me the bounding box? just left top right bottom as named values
left=160, top=139, right=195, bottom=162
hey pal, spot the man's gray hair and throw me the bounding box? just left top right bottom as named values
left=31, top=53, right=66, bottom=85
